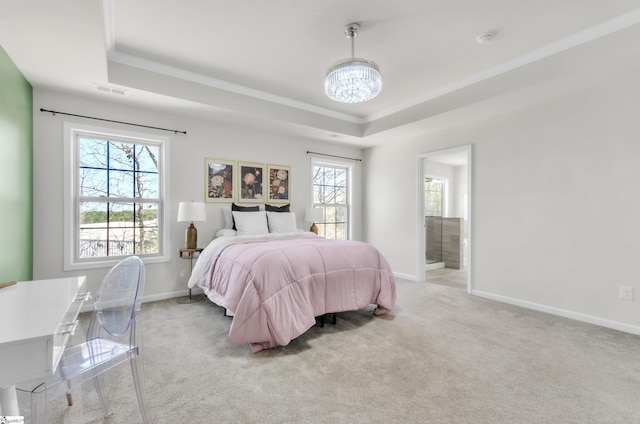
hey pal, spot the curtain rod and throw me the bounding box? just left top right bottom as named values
left=306, top=151, right=362, bottom=162
left=40, top=108, right=187, bottom=135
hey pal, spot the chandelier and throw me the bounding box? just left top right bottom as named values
left=325, top=23, right=382, bottom=103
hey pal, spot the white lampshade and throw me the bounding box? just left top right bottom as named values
left=177, top=201, right=206, bottom=222
left=305, top=207, right=324, bottom=223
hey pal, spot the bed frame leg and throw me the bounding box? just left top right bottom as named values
left=317, top=313, right=337, bottom=328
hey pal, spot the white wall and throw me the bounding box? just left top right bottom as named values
left=453, top=165, right=468, bottom=219
left=32, top=89, right=363, bottom=300
left=364, top=76, right=640, bottom=331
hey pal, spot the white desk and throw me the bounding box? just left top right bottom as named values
left=0, top=276, right=88, bottom=414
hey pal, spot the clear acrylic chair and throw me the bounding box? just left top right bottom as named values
left=17, top=256, right=150, bottom=424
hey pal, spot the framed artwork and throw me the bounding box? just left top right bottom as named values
left=205, top=158, right=234, bottom=203
left=267, top=164, right=290, bottom=203
left=238, top=162, right=265, bottom=203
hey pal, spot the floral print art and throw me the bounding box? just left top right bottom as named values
left=267, top=165, right=290, bottom=203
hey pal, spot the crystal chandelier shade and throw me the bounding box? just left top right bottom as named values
left=325, top=23, right=382, bottom=103
left=325, top=58, right=381, bottom=103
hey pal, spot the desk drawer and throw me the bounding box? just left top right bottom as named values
left=52, top=288, right=91, bottom=371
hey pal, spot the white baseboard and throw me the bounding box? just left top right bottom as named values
left=393, top=271, right=419, bottom=281
left=84, top=281, right=640, bottom=337
left=80, top=287, right=205, bottom=313
left=472, top=289, right=640, bottom=336
left=425, top=262, right=445, bottom=271
left=141, top=287, right=204, bottom=303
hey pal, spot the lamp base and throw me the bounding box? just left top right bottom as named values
left=310, top=222, right=318, bottom=234
left=185, top=223, right=197, bottom=249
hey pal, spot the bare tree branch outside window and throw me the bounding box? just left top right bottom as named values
left=313, top=164, right=349, bottom=240
left=78, top=136, right=160, bottom=258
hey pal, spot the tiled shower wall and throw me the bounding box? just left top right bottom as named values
left=426, top=217, right=463, bottom=269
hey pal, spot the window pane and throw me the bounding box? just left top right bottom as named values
left=109, top=170, right=134, bottom=197
left=107, top=238, right=134, bottom=257
left=79, top=228, right=108, bottom=258
left=79, top=168, right=108, bottom=197
left=136, top=202, right=158, bottom=226
left=335, top=169, right=346, bottom=186
left=137, top=227, right=158, bottom=254
left=335, top=187, right=346, bottom=204
left=325, top=168, right=335, bottom=186
left=335, top=223, right=346, bottom=240
left=136, top=144, right=159, bottom=173
left=325, top=224, right=336, bottom=239
left=79, top=137, right=107, bottom=168
left=135, top=203, right=158, bottom=253
left=108, top=203, right=134, bottom=256
left=108, top=142, right=135, bottom=170
left=313, top=185, right=324, bottom=204
left=324, top=187, right=333, bottom=204
left=109, top=202, right=133, bottom=224
left=335, top=206, right=346, bottom=222
left=325, top=206, right=336, bottom=222
left=80, top=202, right=107, bottom=225
left=137, top=172, right=159, bottom=198
left=313, top=167, right=324, bottom=186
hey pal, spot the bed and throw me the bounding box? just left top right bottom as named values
left=188, top=209, right=396, bottom=352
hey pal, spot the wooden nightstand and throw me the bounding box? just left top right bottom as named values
left=177, top=247, right=204, bottom=304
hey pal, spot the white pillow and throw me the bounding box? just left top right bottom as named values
left=232, top=211, right=269, bottom=236
left=216, top=228, right=237, bottom=238
left=266, top=211, right=297, bottom=233
left=221, top=207, right=233, bottom=229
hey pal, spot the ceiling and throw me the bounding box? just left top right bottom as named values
left=2, top=1, right=640, bottom=147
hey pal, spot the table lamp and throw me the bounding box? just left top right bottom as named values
left=305, top=207, right=324, bottom=234
left=178, top=201, right=206, bottom=249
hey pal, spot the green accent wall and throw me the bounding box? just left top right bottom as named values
left=0, top=45, right=33, bottom=282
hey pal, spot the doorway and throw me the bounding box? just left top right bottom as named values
left=418, top=145, right=471, bottom=293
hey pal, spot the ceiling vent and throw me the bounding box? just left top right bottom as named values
left=94, top=84, right=127, bottom=96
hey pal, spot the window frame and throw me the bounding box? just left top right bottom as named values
left=63, top=122, right=170, bottom=270
left=311, top=157, right=353, bottom=240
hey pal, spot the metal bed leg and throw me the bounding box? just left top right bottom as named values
left=317, top=313, right=337, bottom=327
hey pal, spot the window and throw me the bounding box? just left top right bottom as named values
left=64, top=123, right=169, bottom=270
left=312, top=159, right=351, bottom=240
left=424, top=177, right=445, bottom=217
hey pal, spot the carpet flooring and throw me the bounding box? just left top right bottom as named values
left=20, top=273, right=640, bottom=424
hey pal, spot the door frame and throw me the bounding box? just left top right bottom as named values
left=417, top=145, right=472, bottom=293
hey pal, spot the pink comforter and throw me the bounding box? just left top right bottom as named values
left=198, top=233, right=396, bottom=352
